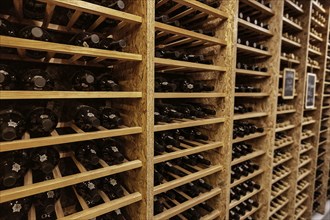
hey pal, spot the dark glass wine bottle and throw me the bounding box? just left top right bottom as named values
left=30, top=147, right=60, bottom=174
left=75, top=180, right=101, bottom=206
left=0, top=18, right=16, bottom=36
left=96, top=73, right=120, bottom=91
left=0, top=64, right=17, bottom=90
left=18, top=26, right=52, bottom=59
left=99, top=107, right=123, bottom=129
left=100, top=176, right=124, bottom=199
left=72, top=69, right=96, bottom=91
left=0, top=197, right=32, bottom=220
left=74, top=105, right=100, bottom=131
left=74, top=140, right=100, bottom=166
left=101, top=0, right=125, bottom=10
left=21, top=69, right=54, bottom=91
left=0, top=108, right=26, bottom=141
left=70, top=32, right=100, bottom=48
left=33, top=188, right=61, bottom=215
left=96, top=138, right=125, bottom=165
left=23, top=0, right=46, bottom=19
left=26, top=107, right=58, bottom=136
left=98, top=39, right=127, bottom=51
left=0, top=150, right=29, bottom=189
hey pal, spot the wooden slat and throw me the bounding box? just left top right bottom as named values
left=236, top=68, right=271, bottom=77
left=235, top=92, right=269, bottom=97
left=233, top=112, right=268, bottom=120
left=232, top=132, right=267, bottom=144
left=154, top=117, right=225, bottom=132
left=282, top=17, right=303, bottom=30
left=275, top=124, right=295, bottom=133
left=154, top=141, right=222, bottom=164
left=155, top=57, right=227, bottom=72
left=154, top=165, right=222, bottom=195
left=229, top=188, right=262, bottom=209
left=42, top=3, right=56, bottom=28
left=59, top=192, right=142, bottom=220
left=231, top=150, right=265, bottom=166
left=240, top=0, right=274, bottom=15
left=200, top=210, right=220, bottom=220
left=0, top=126, right=142, bottom=152
left=285, top=0, right=304, bottom=13
left=231, top=169, right=264, bottom=188
left=0, top=36, right=142, bottom=62
left=0, top=91, right=142, bottom=99
left=237, top=44, right=272, bottom=56
left=155, top=92, right=225, bottom=99
left=154, top=188, right=221, bottom=220
left=0, top=160, right=142, bottom=203
left=238, top=18, right=273, bottom=36
left=38, top=0, right=142, bottom=24
left=281, top=37, right=302, bottom=48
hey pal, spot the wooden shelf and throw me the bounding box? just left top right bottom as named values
left=271, top=184, right=290, bottom=200
left=295, top=194, right=308, bottom=209
left=233, top=112, right=268, bottom=120
left=237, top=44, right=272, bottom=57
left=235, top=92, right=269, bottom=98
left=275, top=124, right=295, bottom=133
left=280, top=56, right=300, bottom=64
left=154, top=140, right=223, bottom=164
left=310, top=32, right=324, bottom=42
left=0, top=159, right=142, bottom=203
left=231, top=150, right=265, bottom=166
left=154, top=57, right=227, bottom=72
left=282, top=37, right=302, bottom=48
left=320, top=128, right=328, bottom=133
left=0, top=124, right=142, bottom=152
left=154, top=117, right=225, bottom=132
left=318, top=151, right=326, bottom=158
left=317, top=162, right=325, bottom=170
left=240, top=0, right=275, bottom=15
left=308, top=48, right=323, bottom=56
left=236, top=68, right=271, bottom=77
left=307, top=64, right=321, bottom=70
left=312, top=0, right=326, bottom=13
left=0, top=91, right=142, bottom=99
left=283, top=17, right=303, bottom=31
left=319, top=140, right=328, bottom=146
left=154, top=92, right=226, bottom=99
left=277, top=109, right=296, bottom=115
left=297, top=170, right=311, bottom=182
left=285, top=0, right=304, bottom=14
left=200, top=210, right=221, bottom=220
left=154, top=188, right=221, bottom=220
left=233, top=132, right=267, bottom=144
left=155, top=22, right=226, bottom=46
left=302, top=120, right=316, bottom=126
left=295, top=205, right=307, bottom=219
left=298, top=158, right=312, bottom=169
left=0, top=36, right=142, bottom=63
left=301, top=133, right=315, bottom=141
left=272, top=170, right=291, bottom=185
left=229, top=188, right=262, bottom=209
left=231, top=169, right=264, bottom=188
left=299, top=146, right=313, bottom=155
left=239, top=205, right=261, bottom=220
left=154, top=164, right=222, bottom=195
left=296, top=183, right=310, bottom=196
left=269, top=198, right=289, bottom=217
left=238, top=18, right=273, bottom=36
left=273, top=155, right=293, bottom=167
left=274, top=140, right=294, bottom=150
left=315, top=183, right=323, bottom=192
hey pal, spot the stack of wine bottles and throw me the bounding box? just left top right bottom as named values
left=233, top=122, right=264, bottom=139
left=0, top=104, right=123, bottom=141
left=231, top=160, right=260, bottom=183
left=155, top=76, right=214, bottom=93
left=0, top=63, right=120, bottom=91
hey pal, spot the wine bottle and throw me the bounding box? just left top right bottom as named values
left=100, top=176, right=124, bottom=199
left=0, top=197, right=32, bottom=220
left=156, top=103, right=184, bottom=119
left=75, top=180, right=101, bottom=206
left=18, top=26, right=52, bottom=59
left=0, top=64, right=17, bottom=90
left=21, top=69, right=55, bottom=91
left=154, top=196, right=164, bottom=214
left=74, top=104, right=100, bottom=131
left=72, top=69, right=96, bottom=91
left=33, top=188, right=61, bottom=215
left=23, top=0, right=46, bottom=19
left=96, top=138, right=125, bottom=165
left=101, top=0, right=125, bottom=10
left=179, top=128, right=208, bottom=141
left=29, top=147, right=60, bottom=174
left=98, top=38, right=127, bottom=51
left=99, top=107, right=123, bottom=129
left=0, top=150, right=29, bottom=189
left=26, top=107, right=58, bottom=137
left=0, top=108, right=26, bottom=141
left=70, top=32, right=101, bottom=48
left=155, top=76, right=177, bottom=92
left=171, top=78, right=195, bottom=92
left=96, top=73, right=120, bottom=91
left=156, top=131, right=181, bottom=148
left=0, top=18, right=16, bottom=36
left=154, top=107, right=172, bottom=123
left=74, top=140, right=100, bottom=167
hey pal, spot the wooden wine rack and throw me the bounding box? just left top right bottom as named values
left=0, top=0, right=330, bottom=219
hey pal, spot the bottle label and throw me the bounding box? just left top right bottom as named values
left=47, top=190, right=55, bottom=198
left=115, top=209, right=121, bottom=215
left=40, top=114, right=49, bottom=119
left=199, top=179, right=205, bottom=184
left=109, top=114, right=116, bottom=119
left=154, top=112, right=160, bottom=115
left=90, top=149, right=97, bottom=154
left=87, top=182, right=95, bottom=190
left=12, top=163, right=21, bottom=172
left=107, top=80, right=114, bottom=84
left=39, top=154, right=48, bottom=162
left=166, top=162, right=172, bottom=167
left=87, top=112, right=95, bottom=117
left=12, top=203, right=22, bottom=213
left=111, top=146, right=119, bottom=152
left=161, top=82, right=168, bottom=85
left=110, top=178, right=117, bottom=186
left=83, top=41, right=90, bottom=47
left=187, top=84, right=194, bottom=89
left=8, top=121, right=18, bottom=128
left=179, top=136, right=184, bottom=140
left=196, top=131, right=202, bottom=135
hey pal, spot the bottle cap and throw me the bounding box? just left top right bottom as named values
left=34, top=76, right=47, bottom=88
left=118, top=40, right=126, bottom=48
left=31, top=27, right=43, bottom=38
left=90, top=154, right=99, bottom=165
left=1, top=126, right=17, bottom=141
left=41, top=118, right=54, bottom=132
left=90, top=34, right=100, bottom=44
left=3, top=174, right=17, bottom=187
left=85, top=74, right=95, bottom=84
left=89, top=116, right=101, bottom=127
left=117, top=0, right=125, bottom=10
left=0, top=70, right=6, bottom=83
